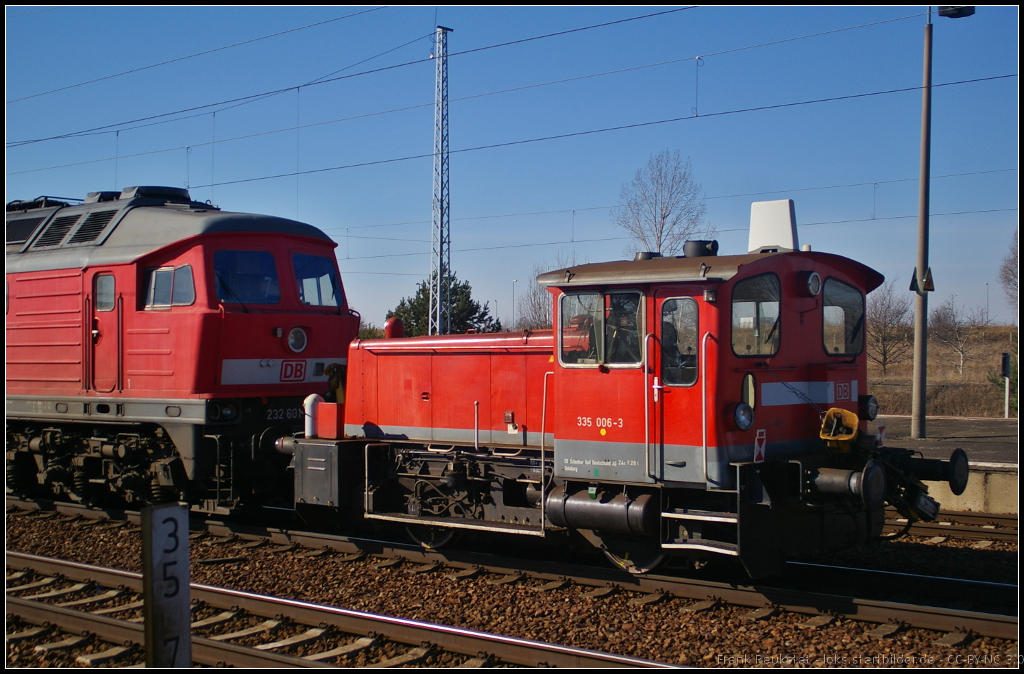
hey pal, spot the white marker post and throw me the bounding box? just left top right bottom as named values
left=1001, top=353, right=1011, bottom=419
left=142, top=503, right=191, bottom=667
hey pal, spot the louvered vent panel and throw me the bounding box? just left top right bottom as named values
left=68, top=210, right=118, bottom=244
left=32, top=215, right=81, bottom=248
left=6, top=217, right=46, bottom=244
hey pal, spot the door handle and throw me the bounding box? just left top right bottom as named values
left=652, top=376, right=663, bottom=403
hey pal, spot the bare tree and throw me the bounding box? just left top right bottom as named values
left=866, top=278, right=913, bottom=376
left=930, top=295, right=991, bottom=377
left=515, top=252, right=582, bottom=331
left=999, top=229, right=1018, bottom=312
left=615, top=150, right=712, bottom=257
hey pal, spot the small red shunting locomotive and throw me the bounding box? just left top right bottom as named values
left=289, top=199, right=968, bottom=577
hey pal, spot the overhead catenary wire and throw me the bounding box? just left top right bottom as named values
left=6, top=7, right=699, bottom=148
left=7, top=10, right=927, bottom=161
left=211, top=30, right=438, bottom=118
left=319, top=168, right=1018, bottom=235
left=335, top=207, right=1019, bottom=263
left=5, top=7, right=63, bottom=19
left=6, top=7, right=387, bottom=104
left=180, top=74, right=1017, bottom=190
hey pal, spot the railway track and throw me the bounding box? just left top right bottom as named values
left=7, top=552, right=668, bottom=668
left=7, top=498, right=1018, bottom=644
left=883, top=509, right=1018, bottom=542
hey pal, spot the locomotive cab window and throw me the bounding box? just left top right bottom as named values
left=822, top=277, right=865, bottom=356
left=561, top=293, right=602, bottom=364
left=559, top=290, right=642, bottom=367
left=143, top=264, right=195, bottom=309
left=293, top=253, right=342, bottom=307
left=732, top=273, right=781, bottom=357
left=661, top=298, right=698, bottom=386
left=95, top=274, right=115, bottom=312
left=605, top=292, right=642, bottom=365
left=214, top=250, right=280, bottom=305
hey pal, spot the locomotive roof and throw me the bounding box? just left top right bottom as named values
left=6, top=186, right=333, bottom=274
left=536, top=250, right=883, bottom=292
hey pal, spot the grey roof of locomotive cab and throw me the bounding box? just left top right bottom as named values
left=536, top=250, right=884, bottom=291
left=6, top=186, right=332, bottom=274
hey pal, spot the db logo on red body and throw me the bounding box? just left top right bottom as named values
left=836, top=382, right=851, bottom=401
left=280, top=360, right=306, bottom=382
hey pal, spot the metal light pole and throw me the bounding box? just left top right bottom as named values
left=910, top=6, right=974, bottom=440
left=910, top=12, right=934, bottom=440
left=512, top=279, right=518, bottom=330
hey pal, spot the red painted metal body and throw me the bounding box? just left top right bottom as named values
left=7, top=233, right=357, bottom=399
left=344, top=251, right=880, bottom=475
left=345, top=330, right=556, bottom=447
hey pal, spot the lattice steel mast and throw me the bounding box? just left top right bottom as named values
left=429, top=25, right=453, bottom=335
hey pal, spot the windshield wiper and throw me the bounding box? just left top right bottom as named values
left=215, top=271, right=249, bottom=313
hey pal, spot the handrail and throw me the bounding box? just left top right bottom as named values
left=701, top=331, right=714, bottom=484
left=116, top=295, right=123, bottom=392
left=539, top=370, right=553, bottom=533
left=643, top=332, right=657, bottom=479
left=83, top=296, right=90, bottom=391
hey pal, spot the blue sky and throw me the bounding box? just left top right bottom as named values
left=6, top=6, right=1018, bottom=325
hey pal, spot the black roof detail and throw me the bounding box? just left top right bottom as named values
left=6, top=196, right=73, bottom=213
left=7, top=186, right=335, bottom=274
left=32, top=214, right=81, bottom=248
left=67, top=210, right=119, bottom=244
left=6, top=216, right=48, bottom=245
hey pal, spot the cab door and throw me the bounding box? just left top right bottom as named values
left=650, top=291, right=704, bottom=484
left=553, top=289, right=650, bottom=483
left=88, top=271, right=120, bottom=392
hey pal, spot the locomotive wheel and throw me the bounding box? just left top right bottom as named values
left=406, top=525, right=459, bottom=550
left=591, top=532, right=666, bottom=575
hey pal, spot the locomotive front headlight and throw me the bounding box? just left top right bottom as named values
left=859, top=394, right=879, bottom=421
left=728, top=402, right=755, bottom=431
left=207, top=402, right=238, bottom=422
left=287, top=327, right=308, bottom=353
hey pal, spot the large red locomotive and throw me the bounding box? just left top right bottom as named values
left=6, top=186, right=359, bottom=514
left=286, top=199, right=968, bottom=578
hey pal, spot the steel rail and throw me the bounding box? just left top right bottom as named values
left=884, top=508, right=1018, bottom=541
left=9, top=499, right=1019, bottom=639
left=194, top=521, right=1021, bottom=638
left=895, top=520, right=1018, bottom=541
left=934, top=510, right=1017, bottom=528
left=881, top=506, right=1018, bottom=528
left=6, top=596, right=329, bottom=668
left=785, top=562, right=1018, bottom=611
left=5, top=552, right=672, bottom=668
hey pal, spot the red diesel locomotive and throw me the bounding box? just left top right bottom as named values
left=286, top=199, right=968, bottom=578
left=6, top=186, right=358, bottom=514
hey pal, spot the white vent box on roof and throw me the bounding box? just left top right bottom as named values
left=748, top=199, right=799, bottom=254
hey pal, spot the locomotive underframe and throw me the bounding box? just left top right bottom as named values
left=5, top=394, right=305, bottom=514
left=285, top=434, right=941, bottom=577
